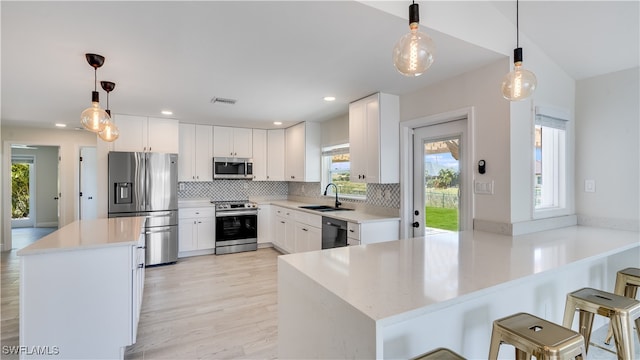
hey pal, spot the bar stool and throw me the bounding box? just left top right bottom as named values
left=605, top=267, right=640, bottom=345
left=488, top=312, right=586, bottom=360
left=563, top=287, right=640, bottom=359
left=412, top=347, right=466, bottom=360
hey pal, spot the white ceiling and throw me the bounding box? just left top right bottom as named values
left=2, top=1, right=638, bottom=131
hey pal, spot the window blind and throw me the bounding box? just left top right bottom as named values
left=535, top=106, right=569, bottom=130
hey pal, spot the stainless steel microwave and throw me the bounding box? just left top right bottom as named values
left=213, top=158, right=253, bottom=179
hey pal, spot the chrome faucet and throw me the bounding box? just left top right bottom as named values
left=323, top=183, right=342, bottom=209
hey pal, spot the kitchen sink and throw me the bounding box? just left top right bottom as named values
left=298, top=205, right=354, bottom=212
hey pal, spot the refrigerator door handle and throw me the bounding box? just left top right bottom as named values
left=144, top=226, right=173, bottom=235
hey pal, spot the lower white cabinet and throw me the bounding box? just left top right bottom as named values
left=295, top=223, right=321, bottom=253
left=271, top=206, right=321, bottom=253
left=178, top=207, right=215, bottom=257
left=257, top=204, right=271, bottom=244
left=347, top=220, right=400, bottom=245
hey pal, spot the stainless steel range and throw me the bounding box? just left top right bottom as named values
left=214, top=201, right=258, bottom=255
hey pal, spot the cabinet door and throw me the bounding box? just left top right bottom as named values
left=273, top=214, right=286, bottom=249
left=285, top=123, right=304, bottom=181
left=194, top=125, right=213, bottom=181
left=178, top=124, right=195, bottom=181
left=233, top=127, right=253, bottom=158
left=252, top=129, right=267, bottom=181
left=213, top=126, right=233, bottom=157
left=196, top=217, right=215, bottom=250
left=178, top=218, right=197, bottom=252
left=148, top=117, right=179, bottom=153
left=284, top=216, right=296, bottom=253
left=308, top=226, right=321, bottom=251
left=363, top=98, right=381, bottom=183
left=113, top=114, right=147, bottom=152
left=294, top=223, right=309, bottom=253
left=267, top=129, right=285, bottom=181
left=257, top=204, right=271, bottom=244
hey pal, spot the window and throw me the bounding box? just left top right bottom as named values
left=321, top=144, right=366, bottom=199
left=534, top=107, right=568, bottom=213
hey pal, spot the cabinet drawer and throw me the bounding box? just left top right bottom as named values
left=347, top=222, right=360, bottom=240
left=294, top=211, right=322, bottom=228
left=179, top=207, right=215, bottom=219
left=274, top=206, right=294, bottom=219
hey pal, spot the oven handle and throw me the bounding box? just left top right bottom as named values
left=216, top=210, right=258, bottom=217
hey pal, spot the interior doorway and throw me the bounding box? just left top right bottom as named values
left=79, top=147, right=98, bottom=220
left=9, top=144, right=60, bottom=249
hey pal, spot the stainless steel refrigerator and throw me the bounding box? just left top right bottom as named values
left=108, top=152, right=178, bottom=266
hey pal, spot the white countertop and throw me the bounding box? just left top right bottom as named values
left=269, top=200, right=400, bottom=224
left=17, top=217, right=145, bottom=256
left=279, top=226, right=640, bottom=322
left=178, top=199, right=216, bottom=208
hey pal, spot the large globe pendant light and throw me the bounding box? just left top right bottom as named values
left=500, top=0, right=537, bottom=101
left=80, top=53, right=109, bottom=132
left=392, top=1, right=435, bottom=77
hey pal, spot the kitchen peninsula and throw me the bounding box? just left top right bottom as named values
left=278, top=226, right=640, bottom=359
left=17, top=217, right=146, bottom=360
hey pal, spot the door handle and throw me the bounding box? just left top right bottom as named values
left=412, top=222, right=420, bottom=228
left=54, top=197, right=59, bottom=200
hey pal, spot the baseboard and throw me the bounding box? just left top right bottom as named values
left=474, top=215, right=578, bottom=236
left=577, top=215, right=639, bottom=232
left=36, top=222, right=58, bottom=228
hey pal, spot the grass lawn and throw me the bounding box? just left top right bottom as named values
left=425, top=206, right=458, bottom=231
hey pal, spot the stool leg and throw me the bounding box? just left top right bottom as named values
left=578, top=310, right=595, bottom=353
left=488, top=328, right=501, bottom=360
left=610, top=313, right=634, bottom=360
left=563, top=296, right=577, bottom=329
left=606, top=273, right=628, bottom=345
left=624, top=284, right=638, bottom=298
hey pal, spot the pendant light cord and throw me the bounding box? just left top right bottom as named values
left=94, top=68, right=98, bottom=92
left=516, top=0, right=519, bottom=48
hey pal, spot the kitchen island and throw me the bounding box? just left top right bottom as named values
left=17, top=217, right=146, bottom=360
left=278, top=226, right=640, bottom=359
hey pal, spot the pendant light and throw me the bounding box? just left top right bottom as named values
left=500, top=0, right=537, bottom=101
left=80, top=53, right=109, bottom=132
left=392, top=1, right=435, bottom=77
left=98, top=81, right=119, bottom=142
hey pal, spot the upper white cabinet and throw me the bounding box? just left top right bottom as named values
left=213, top=126, right=253, bottom=158
left=112, top=114, right=179, bottom=153
left=267, top=129, right=285, bottom=181
left=349, top=93, right=399, bottom=183
left=252, top=129, right=268, bottom=181
left=285, top=122, right=320, bottom=182
left=179, top=123, right=213, bottom=182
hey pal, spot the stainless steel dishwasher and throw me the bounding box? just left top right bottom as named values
left=321, top=217, right=348, bottom=249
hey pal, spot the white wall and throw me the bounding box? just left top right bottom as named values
left=11, top=146, right=59, bottom=227
left=321, top=113, right=349, bottom=147
left=575, top=67, right=640, bottom=231
left=401, top=58, right=511, bottom=224
left=1, top=126, right=97, bottom=250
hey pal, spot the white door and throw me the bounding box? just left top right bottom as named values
left=80, top=147, right=98, bottom=220
left=412, top=120, right=466, bottom=237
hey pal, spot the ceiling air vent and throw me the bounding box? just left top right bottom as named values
left=210, top=97, right=237, bottom=105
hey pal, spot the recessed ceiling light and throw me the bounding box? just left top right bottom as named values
left=55, top=123, right=67, bottom=128
left=161, top=110, right=173, bottom=115
left=324, top=96, right=336, bottom=102
left=273, top=121, right=283, bottom=126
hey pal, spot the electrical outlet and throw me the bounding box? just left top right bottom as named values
left=179, top=183, right=185, bottom=191
left=474, top=180, right=494, bottom=195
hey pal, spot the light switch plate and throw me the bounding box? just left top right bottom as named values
left=474, top=180, right=494, bottom=195
left=585, top=179, right=596, bottom=193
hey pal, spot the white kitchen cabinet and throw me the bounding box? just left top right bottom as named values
left=257, top=204, right=271, bottom=244
left=347, top=220, right=400, bottom=245
left=273, top=206, right=295, bottom=252
left=112, top=114, right=179, bottom=153
left=349, top=92, right=399, bottom=183
left=285, top=122, right=321, bottom=182
left=267, top=129, right=285, bottom=181
left=252, top=129, right=267, bottom=181
left=295, top=223, right=321, bottom=253
left=213, top=126, right=253, bottom=158
left=178, top=207, right=215, bottom=257
left=179, top=123, right=213, bottom=182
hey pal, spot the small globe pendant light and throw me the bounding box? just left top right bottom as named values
left=80, top=53, right=109, bottom=132
left=98, top=81, right=120, bottom=142
left=501, top=0, right=537, bottom=101
left=392, top=1, right=435, bottom=77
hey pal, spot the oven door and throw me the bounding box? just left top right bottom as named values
left=215, top=211, right=257, bottom=246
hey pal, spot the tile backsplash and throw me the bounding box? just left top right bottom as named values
left=179, top=180, right=400, bottom=215
left=178, top=180, right=288, bottom=201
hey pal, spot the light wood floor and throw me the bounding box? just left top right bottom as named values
left=1, top=247, right=281, bottom=360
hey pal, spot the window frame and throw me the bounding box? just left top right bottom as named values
left=321, top=144, right=367, bottom=200
left=532, top=106, right=570, bottom=219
